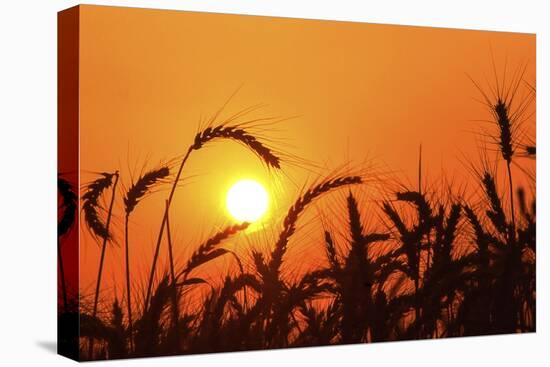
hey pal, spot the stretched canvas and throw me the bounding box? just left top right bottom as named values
left=58, top=5, right=536, bottom=361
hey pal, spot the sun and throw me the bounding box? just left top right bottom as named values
left=226, top=179, right=269, bottom=222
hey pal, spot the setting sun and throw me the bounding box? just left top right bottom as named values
left=226, top=179, right=269, bottom=222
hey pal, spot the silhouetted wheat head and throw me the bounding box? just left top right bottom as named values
left=180, top=222, right=250, bottom=279
left=481, top=172, right=508, bottom=235
left=469, top=62, right=533, bottom=164
left=192, top=125, right=280, bottom=169
left=82, top=172, right=118, bottom=241
left=124, top=166, right=170, bottom=215
left=269, top=176, right=362, bottom=275
left=494, top=99, right=514, bottom=163
left=347, top=192, right=364, bottom=246
left=58, top=175, right=78, bottom=312
left=58, top=176, right=78, bottom=237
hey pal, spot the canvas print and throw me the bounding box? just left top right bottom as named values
left=57, top=5, right=536, bottom=361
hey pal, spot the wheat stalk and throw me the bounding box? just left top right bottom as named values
left=88, top=171, right=119, bottom=359
left=164, top=200, right=181, bottom=351
left=122, top=166, right=169, bottom=352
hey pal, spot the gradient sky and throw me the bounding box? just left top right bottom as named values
left=76, top=5, right=535, bottom=306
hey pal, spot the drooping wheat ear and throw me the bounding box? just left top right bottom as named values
left=145, top=122, right=281, bottom=311
left=192, top=125, right=280, bottom=169
left=82, top=172, right=117, bottom=241
left=269, top=176, right=362, bottom=273
left=124, top=167, right=170, bottom=215
left=58, top=176, right=77, bottom=237
left=179, top=222, right=250, bottom=279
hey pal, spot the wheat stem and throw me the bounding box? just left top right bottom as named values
left=165, top=201, right=177, bottom=286
left=89, top=171, right=119, bottom=359
left=144, top=147, right=192, bottom=311
left=57, top=237, right=68, bottom=312
left=123, top=165, right=169, bottom=353
left=506, top=162, right=516, bottom=235
left=165, top=200, right=181, bottom=349
left=123, top=215, right=134, bottom=353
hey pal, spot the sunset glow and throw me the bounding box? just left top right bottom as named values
left=58, top=6, right=536, bottom=360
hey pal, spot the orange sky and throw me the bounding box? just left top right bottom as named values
left=76, top=5, right=535, bottom=309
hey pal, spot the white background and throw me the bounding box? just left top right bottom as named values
left=0, top=0, right=547, bottom=365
